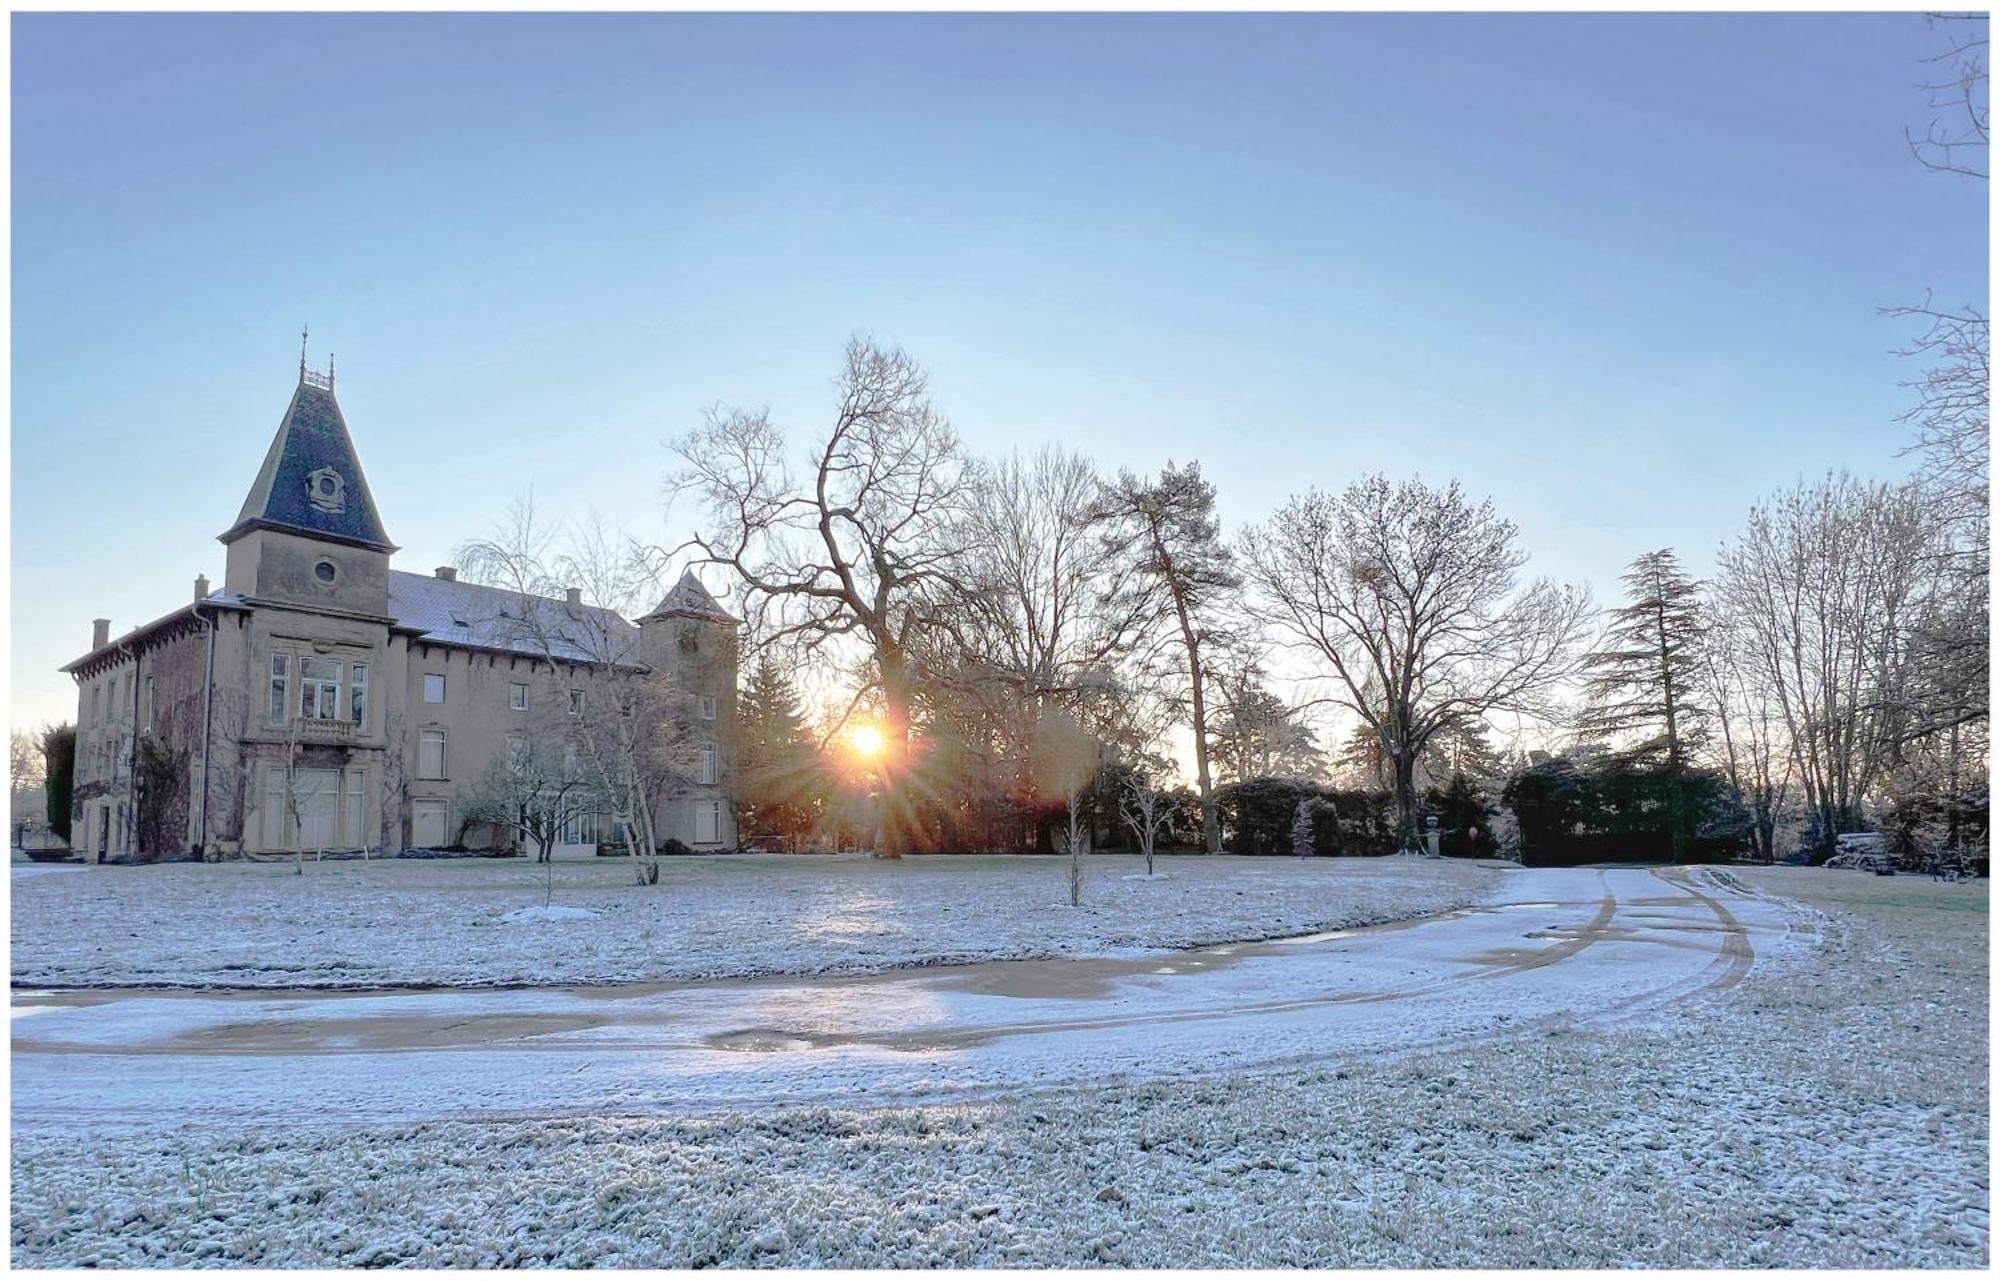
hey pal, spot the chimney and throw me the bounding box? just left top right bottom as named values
left=92, top=618, right=110, bottom=650
left=565, top=587, right=582, bottom=607
left=194, top=574, right=210, bottom=602
left=434, top=566, right=457, bottom=581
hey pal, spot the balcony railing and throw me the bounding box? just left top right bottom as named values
left=290, top=716, right=354, bottom=742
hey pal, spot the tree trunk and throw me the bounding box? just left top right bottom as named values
left=1393, top=749, right=1419, bottom=851
left=1186, top=641, right=1221, bottom=855
left=875, top=653, right=913, bottom=859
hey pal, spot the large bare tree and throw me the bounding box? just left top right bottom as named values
left=669, top=340, right=977, bottom=856
left=1242, top=475, right=1591, bottom=844
left=1699, top=600, right=1796, bottom=863
left=1715, top=474, right=1931, bottom=857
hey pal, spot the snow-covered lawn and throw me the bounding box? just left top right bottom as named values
left=10, top=866, right=1985, bottom=1267
left=9, top=853, right=1502, bottom=990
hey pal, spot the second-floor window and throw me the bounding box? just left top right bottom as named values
left=568, top=688, right=585, bottom=717
left=510, top=682, right=528, bottom=711
left=269, top=655, right=289, bottom=723
left=298, top=657, right=344, bottom=721
left=351, top=663, right=368, bottom=728
left=418, top=728, right=448, bottom=780
left=697, top=743, right=719, bottom=785
left=423, top=673, right=447, bottom=704
left=699, top=695, right=718, bottom=721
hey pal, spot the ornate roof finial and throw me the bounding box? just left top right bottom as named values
left=299, top=323, right=309, bottom=380
left=327, top=352, right=335, bottom=388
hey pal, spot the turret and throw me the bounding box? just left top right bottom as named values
left=218, top=363, right=394, bottom=616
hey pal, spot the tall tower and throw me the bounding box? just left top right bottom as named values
left=219, top=364, right=396, bottom=617
left=638, top=571, right=739, bottom=846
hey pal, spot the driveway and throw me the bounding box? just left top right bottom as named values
left=11, top=865, right=1803, bottom=1130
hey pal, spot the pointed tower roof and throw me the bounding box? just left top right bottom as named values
left=640, top=570, right=737, bottom=624
left=220, top=371, right=396, bottom=551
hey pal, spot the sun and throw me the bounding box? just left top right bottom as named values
left=850, top=725, right=885, bottom=757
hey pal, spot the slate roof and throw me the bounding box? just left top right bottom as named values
left=389, top=571, right=644, bottom=667
left=60, top=592, right=252, bottom=674
left=640, top=570, right=737, bottom=624
left=220, top=378, right=396, bottom=551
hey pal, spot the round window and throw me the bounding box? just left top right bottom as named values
left=314, top=560, right=338, bottom=583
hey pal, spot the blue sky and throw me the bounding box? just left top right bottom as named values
left=10, top=12, right=1988, bottom=731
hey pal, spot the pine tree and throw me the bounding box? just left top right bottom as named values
left=1577, top=549, right=1710, bottom=861
left=1098, top=462, right=1242, bottom=855
left=735, top=656, right=825, bottom=849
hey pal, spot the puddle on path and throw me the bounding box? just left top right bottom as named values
left=14, top=895, right=1637, bottom=1058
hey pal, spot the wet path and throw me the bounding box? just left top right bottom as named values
left=11, top=866, right=1799, bottom=1129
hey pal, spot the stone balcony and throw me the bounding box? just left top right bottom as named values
left=289, top=716, right=355, bottom=743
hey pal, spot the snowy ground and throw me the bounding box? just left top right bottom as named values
left=11, top=866, right=1987, bottom=1267
left=8, top=852, right=1500, bottom=990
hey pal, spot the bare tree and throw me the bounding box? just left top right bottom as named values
left=458, top=498, right=693, bottom=886
left=1207, top=658, right=1328, bottom=785
left=11, top=727, right=47, bottom=792
left=1242, top=476, right=1591, bottom=845
left=1700, top=600, right=1796, bottom=863
left=1098, top=462, right=1241, bottom=854
left=1030, top=707, right=1100, bottom=906
left=670, top=340, right=977, bottom=857
left=1907, top=12, right=1989, bottom=179
left=1715, top=474, right=1932, bottom=857
left=961, top=447, right=1161, bottom=703
left=456, top=694, right=592, bottom=865
left=1121, top=771, right=1175, bottom=877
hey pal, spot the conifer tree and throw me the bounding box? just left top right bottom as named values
left=1577, top=549, right=1710, bottom=861
left=735, top=655, right=825, bottom=848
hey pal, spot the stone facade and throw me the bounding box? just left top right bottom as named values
left=61, top=368, right=738, bottom=861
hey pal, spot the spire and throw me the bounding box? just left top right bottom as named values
left=220, top=370, right=396, bottom=551
left=640, top=569, right=736, bottom=624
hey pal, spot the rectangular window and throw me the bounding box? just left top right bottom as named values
left=299, top=656, right=343, bottom=721
left=143, top=677, right=156, bottom=732
left=344, top=768, right=366, bottom=848
left=422, top=728, right=454, bottom=780
left=509, top=682, right=528, bottom=711
left=567, top=688, right=584, bottom=717
left=269, top=654, right=289, bottom=723
left=263, top=769, right=286, bottom=848
left=560, top=803, right=597, bottom=846
left=351, top=663, right=368, bottom=728
left=423, top=673, right=446, bottom=704
left=699, top=695, right=718, bottom=721
left=694, top=799, right=721, bottom=845
left=506, top=734, right=529, bottom=772
left=697, top=743, right=719, bottom=785
left=299, top=771, right=338, bottom=850
left=411, top=799, right=448, bottom=849
left=418, top=728, right=447, bottom=780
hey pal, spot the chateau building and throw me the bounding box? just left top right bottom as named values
left=61, top=363, right=738, bottom=862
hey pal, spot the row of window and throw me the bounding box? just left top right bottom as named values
left=251, top=766, right=726, bottom=852
left=261, top=766, right=368, bottom=850
left=421, top=728, right=722, bottom=785
left=269, top=654, right=721, bottom=727
left=87, top=672, right=158, bottom=730
left=400, top=798, right=722, bottom=848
